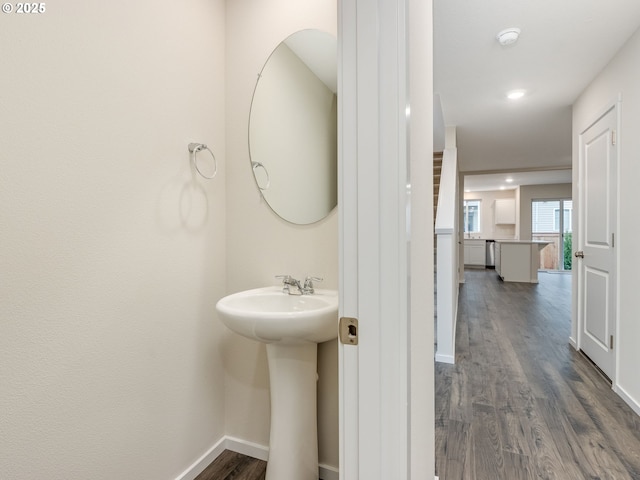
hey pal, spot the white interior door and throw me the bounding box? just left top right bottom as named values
left=577, top=104, right=618, bottom=379
left=338, top=0, right=434, bottom=479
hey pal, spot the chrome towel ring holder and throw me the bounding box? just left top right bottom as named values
left=188, top=143, right=217, bottom=179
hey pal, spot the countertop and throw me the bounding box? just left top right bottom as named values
left=494, top=239, right=550, bottom=245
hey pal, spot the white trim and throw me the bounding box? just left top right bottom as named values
left=613, top=384, right=640, bottom=417
left=337, top=0, right=360, bottom=477
left=408, top=0, right=435, bottom=477
left=224, top=436, right=269, bottom=461
left=174, top=437, right=226, bottom=480
left=174, top=436, right=339, bottom=480
left=435, top=353, right=454, bottom=364
left=575, top=93, right=622, bottom=136
left=568, top=336, right=577, bottom=349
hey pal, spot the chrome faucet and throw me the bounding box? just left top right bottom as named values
left=275, top=275, right=323, bottom=295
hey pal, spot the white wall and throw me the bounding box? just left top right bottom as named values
left=224, top=0, right=339, bottom=469
left=518, top=183, right=572, bottom=240
left=463, top=190, right=517, bottom=239
left=0, top=1, right=227, bottom=479
left=573, top=27, right=640, bottom=413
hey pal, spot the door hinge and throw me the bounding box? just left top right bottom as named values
left=610, top=335, right=614, bottom=350
left=339, top=317, right=358, bottom=345
left=612, top=233, right=615, bottom=247
left=612, top=130, right=617, bottom=146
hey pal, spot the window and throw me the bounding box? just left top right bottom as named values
left=553, top=207, right=572, bottom=232
left=463, top=200, right=481, bottom=233
left=531, top=199, right=573, bottom=271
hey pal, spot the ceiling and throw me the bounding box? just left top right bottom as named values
left=464, top=169, right=572, bottom=193
left=434, top=0, right=640, bottom=174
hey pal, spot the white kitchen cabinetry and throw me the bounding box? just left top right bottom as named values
left=464, top=240, right=485, bottom=267
left=494, top=198, right=516, bottom=224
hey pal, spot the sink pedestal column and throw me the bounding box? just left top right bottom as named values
left=265, top=342, right=319, bottom=480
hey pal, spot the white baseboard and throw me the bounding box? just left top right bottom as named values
left=224, top=436, right=269, bottom=461
left=613, top=383, right=640, bottom=417
left=175, top=437, right=226, bottom=480
left=435, top=352, right=454, bottom=364
left=176, top=435, right=339, bottom=480
left=568, top=336, right=577, bottom=349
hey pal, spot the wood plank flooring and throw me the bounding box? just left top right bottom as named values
left=436, top=269, right=640, bottom=480
left=195, top=450, right=266, bottom=480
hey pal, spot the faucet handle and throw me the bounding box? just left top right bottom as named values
left=275, top=275, right=292, bottom=293
left=303, top=276, right=323, bottom=294
left=275, top=275, right=304, bottom=294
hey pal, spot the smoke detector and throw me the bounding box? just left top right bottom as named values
left=497, top=28, right=521, bottom=46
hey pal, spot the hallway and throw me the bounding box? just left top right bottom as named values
left=435, top=269, right=640, bottom=479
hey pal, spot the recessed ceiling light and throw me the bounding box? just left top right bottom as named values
left=500, top=186, right=506, bottom=190
left=507, top=89, right=526, bottom=100
left=497, top=28, right=521, bottom=46
left=506, top=178, right=514, bottom=183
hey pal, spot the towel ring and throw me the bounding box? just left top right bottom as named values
left=188, top=143, right=217, bottom=180
left=252, top=161, right=270, bottom=190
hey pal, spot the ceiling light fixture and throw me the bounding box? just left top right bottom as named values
left=507, top=89, right=526, bottom=100
left=506, top=178, right=514, bottom=183
left=497, top=28, right=521, bottom=46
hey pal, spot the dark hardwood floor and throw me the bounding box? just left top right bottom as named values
left=195, top=450, right=266, bottom=480
left=436, top=269, right=640, bottom=480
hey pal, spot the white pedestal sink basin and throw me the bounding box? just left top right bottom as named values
left=216, top=286, right=338, bottom=480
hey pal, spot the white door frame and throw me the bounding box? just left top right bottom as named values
left=338, top=0, right=434, bottom=478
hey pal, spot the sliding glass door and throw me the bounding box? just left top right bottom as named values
left=531, top=199, right=573, bottom=271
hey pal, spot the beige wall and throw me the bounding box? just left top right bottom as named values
left=0, top=1, right=227, bottom=479
left=573, top=27, right=640, bottom=414
left=518, top=183, right=572, bottom=240
left=224, top=0, right=339, bottom=468
left=463, top=189, right=517, bottom=239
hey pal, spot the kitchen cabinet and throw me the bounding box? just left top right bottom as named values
left=464, top=240, right=485, bottom=267
left=495, top=198, right=516, bottom=224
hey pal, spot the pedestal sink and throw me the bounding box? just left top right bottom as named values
left=215, top=286, right=338, bottom=480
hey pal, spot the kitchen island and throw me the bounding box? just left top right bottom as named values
left=495, top=240, right=550, bottom=283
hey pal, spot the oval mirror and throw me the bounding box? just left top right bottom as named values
left=249, top=30, right=337, bottom=225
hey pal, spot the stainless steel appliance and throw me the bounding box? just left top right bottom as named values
left=485, top=240, right=495, bottom=268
